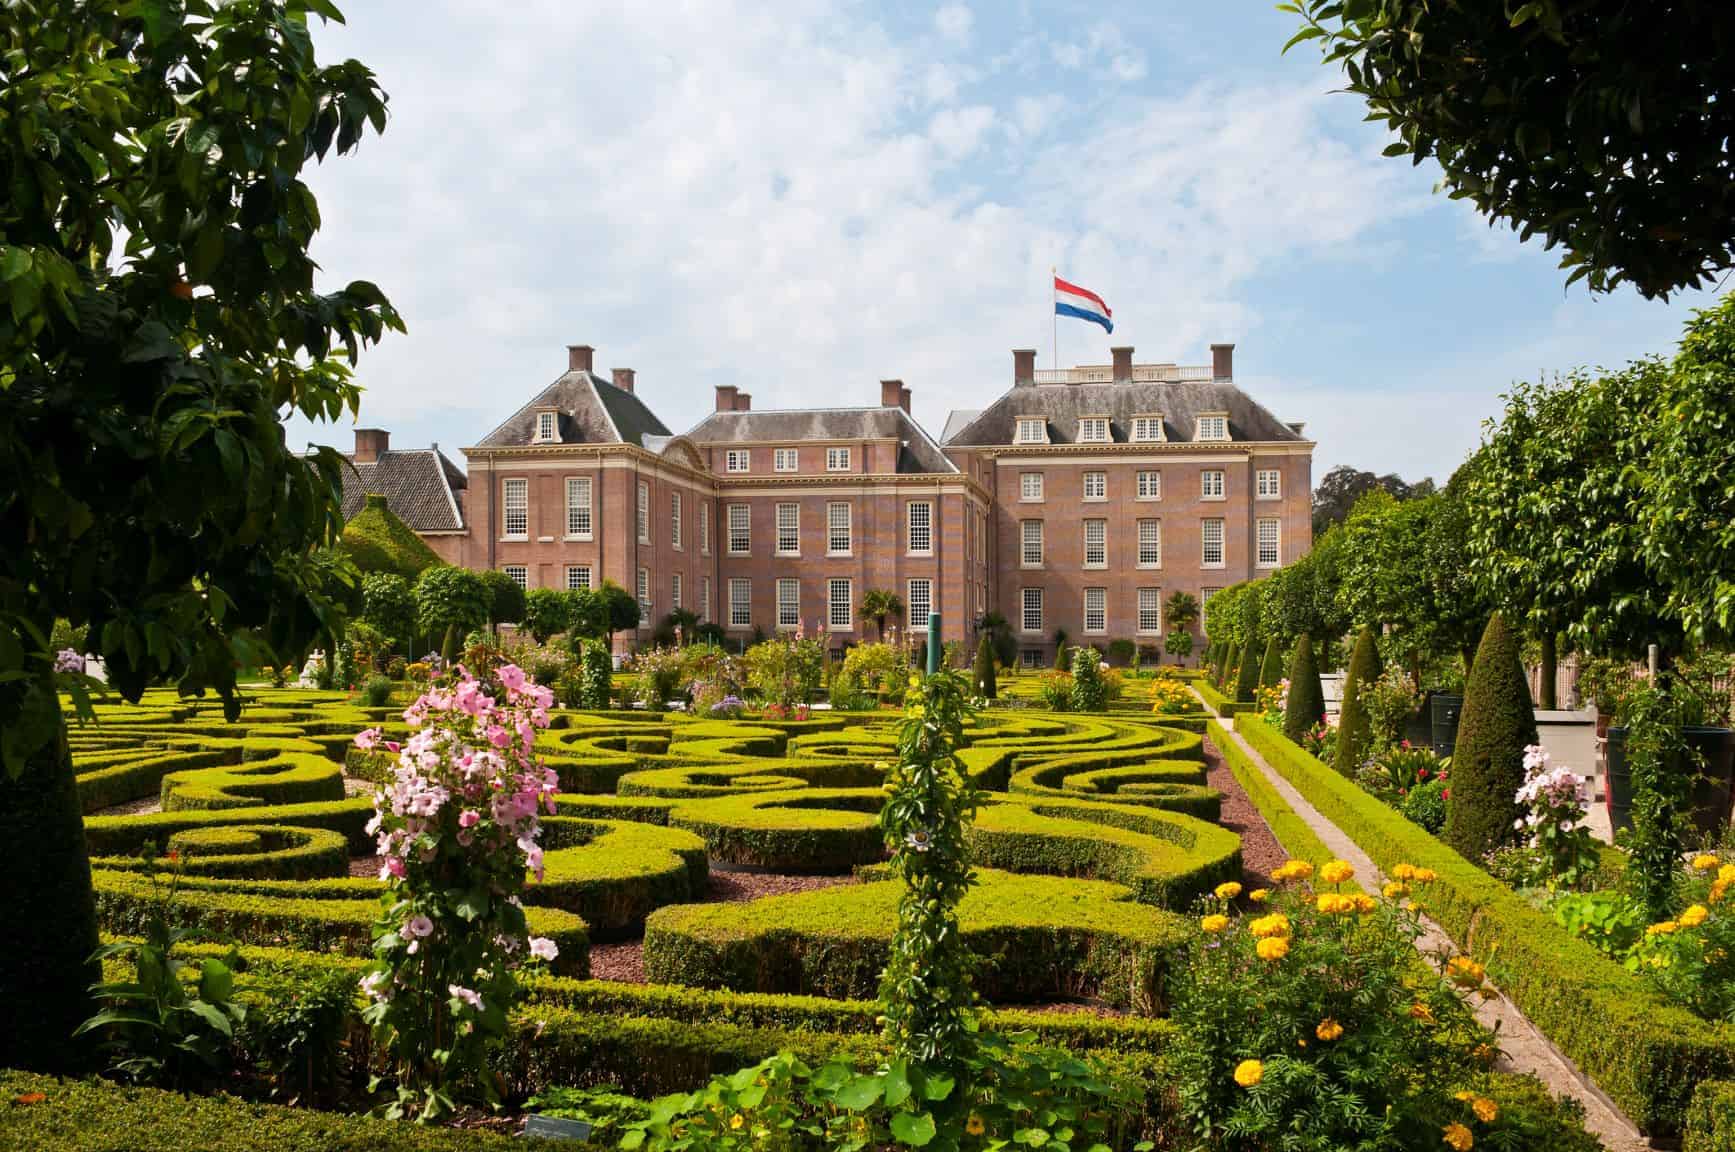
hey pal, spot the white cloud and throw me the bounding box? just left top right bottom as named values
left=934, top=4, right=973, bottom=43
left=928, top=104, right=996, bottom=158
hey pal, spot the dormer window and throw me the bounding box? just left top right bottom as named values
left=1078, top=416, right=1110, bottom=443
left=1196, top=413, right=1229, bottom=442
left=534, top=409, right=559, bottom=444
left=1015, top=417, right=1047, bottom=445
left=1131, top=415, right=1166, bottom=443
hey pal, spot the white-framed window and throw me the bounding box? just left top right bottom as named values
left=1256, top=469, right=1281, bottom=499
left=671, top=571, right=683, bottom=611
left=700, top=576, right=711, bottom=623
left=1200, top=469, right=1225, bottom=500
left=1020, top=472, right=1044, bottom=502
left=907, top=578, right=932, bottom=627
left=1131, top=416, right=1164, bottom=443
left=1257, top=517, right=1281, bottom=567
left=1083, top=471, right=1106, bottom=500
left=827, top=578, right=852, bottom=629
left=566, top=565, right=591, bottom=591
left=565, top=477, right=592, bottom=538
left=1137, top=518, right=1161, bottom=567
left=907, top=501, right=932, bottom=555
left=727, top=504, right=750, bottom=555
left=1201, top=586, right=1221, bottom=611
left=1020, top=648, right=1043, bottom=669
left=1021, top=587, right=1044, bottom=633
left=1078, top=416, right=1109, bottom=443
left=535, top=411, right=558, bottom=444
left=826, top=502, right=851, bottom=555
left=637, top=481, right=650, bottom=543
left=774, top=447, right=798, bottom=472
left=1021, top=520, right=1044, bottom=566
left=725, top=449, right=750, bottom=473
left=776, top=578, right=800, bottom=628
left=1202, top=518, right=1226, bottom=568
left=728, top=578, right=752, bottom=628
left=826, top=447, right=851, bottom=471
left=670, top=491, right=683, bottom=548
left=504, top=565, right=528, bottom=589
left=699, top=503, right=710, bottom=554
left=1015, top=417, right=1047, bottom=444
left=1196, top=414, right=1229, bottom=441
left=636, top=567, right=651, bottom=619
left=1138, top=588, right=1163, bottom=633
left=502, top=478, right=528, bottom=538
left=1083, top=519, right=1107, bottom=568
left=1136, top=471, right=1161, bottom=500
left=775, top=503, right=800, bottom=556
left=1083, top=587, right=1106, bottom=633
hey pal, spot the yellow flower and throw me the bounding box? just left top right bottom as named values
left=1233, top=1059, right=1264, bottom=1087
left=1472, top=1043, right=1497, bottom=1065
left=1443, top=1121, right=1474, bottom=1151
left=1720, top=864, right=1735, bottom=885
left=1713, top=879, right=1732, bottom=905
left=1200, top=914, right=1230, bottom=934
left=907, top=675, right=920, bottom=688
left=1215, top=881, right=1243, bottom=900
left=1316, top=1018, right=1344, bottom=1041
left=1383, top=881, right=1410, bottom=900
left=1250, top=913, right=1291, bottom=939
left=1446, top=956, right=1485, bottom=986
left=729, top=1114, right=745, bottom=1131
left=1681, top=904, right=1710, bottom=928
left=1391, top=863, right=1417, bottom=881
left=1248, top=888, right=1270, bottom=903
left=1274, top=859, right=1315, bottom=882
left=1694, top=854, right=1720, bottom=872
left=1647, top=920, right=1681, bottom=936
left=1471, top=1097, right=1499, bottom=1123
left=1454, top=1090, right=1475, bottom=1102
left=1320, top=860, right=1355, bottom=885
left=965, top=1114, right=986, bottom=1136
left=1409, top=1001, right=1436, bottom=1023
left=1414, top=868, right=1438, bottom=883
left=1353, top=894, right=1377, bottom=914
left=1257, top=936, right=1290, bottom=961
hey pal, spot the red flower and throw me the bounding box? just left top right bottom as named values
left=14, top=1092, right=45, bottom=1105
left=1442, top=789, right=1451, bottom=799
left=166, top=850, right=180, bottom=862
left=1417, top=768, right=1429, bottom=780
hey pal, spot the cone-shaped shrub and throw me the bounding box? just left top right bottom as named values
left=972, top=634, right=998, bottom=700
left=1333, top=627, right=1382, bottom=777
left=1444, top=612, right=1538, bottom=860
left=1284, top=635, right=1326, bottom=741
left=1234, top=633, right=1262, bottom=703
left=1257, top=637, right=1283, bottom=691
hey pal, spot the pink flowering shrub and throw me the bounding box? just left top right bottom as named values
left=355, top=664, right=561, bottom=1119
left=1513, top=744, right=1600, bottom=889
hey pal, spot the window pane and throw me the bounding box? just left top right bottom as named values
left=1021, top=473, right=1043, bottom=500
left=777, top=578, right=800, bottom=626
left=566, top=565, right=591, bottom=591
left=1202, top=518, right=1225, bottom=566
left=908, top=501, right=932, bottom=553
left=907, top=578, right=931, bottom=624
left=504, top=566, right=528, bottom=589
left=637, top=482, right=650, bottom=542
left=1138, top=519, right=1161, bottom=566
left=1021, top=587, right=1043, bottom=632
left=728, top=504, right=750, bottom=554
left=503, top=479, right=528, bottom=536
left=828, top=579, right=852, bottom=627
left=1138, top=588, right=1161, bottom=632
left=1084, top=519, right=1106, bottom=566
left=566, top=477, right=592, bottom=537
left=729, top=579, right=752, bottom=626
left=827, top=502, right=851, bottom=553
left=1258, top=518, right=1280, bottom=566
left=1021, top=520, right=1043, bottom=565
left=776, top=503, right=799, bottom=555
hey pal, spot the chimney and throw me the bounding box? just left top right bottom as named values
left=612, top=367, right=636, bottom=394
left=567, top=344, right=594, bottom=373
left=715, top=385, right=738, bottom=412
left=354, top=427, right=389, bottom=463
left=898, top=383, right=912, bottom=414
left=735, top=392, right=752, bottom=411
left=1111, top=346, right=1134, bottom=383
left=1211, top=342, right=1234, bottom=381
left=1013, top=348, right=1036, bottom=387
left=880, top=379, right=904, bottom=408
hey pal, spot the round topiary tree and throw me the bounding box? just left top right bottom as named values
left=1258, top=636, right=1284, bottom=691
left=972, top=633, right=998, bottom=700
left=480, top=569, right=526, bottom=633
left=1284, top=634, right=1327, bottom=741
left=414, top=566, right=489, bottom=660
left=1443, top=612, right=1539, bottom=860
left=1334, top=626, right=1382, bottom=776
left=1234, top=632, right=1263, bottom=703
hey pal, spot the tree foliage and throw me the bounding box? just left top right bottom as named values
left=1285, top=0, right=1735, bottom=299
left=413, top=567, right=488, bottom=657
left=861, top=588, right=905, bottom=642
left=520, top=588, right=569, bottom=645
left=0, top=0, right=397, bottom=1072
left=1310, top=463, right=1434, bottom=537
left=360, top=572, right=416, bottom=650
left=479, top=569, right=525, bottom=629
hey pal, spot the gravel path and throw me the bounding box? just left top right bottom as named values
left=93, top=794, right=162, bottom=817
left=1203, top=738, right=1288, bottom=889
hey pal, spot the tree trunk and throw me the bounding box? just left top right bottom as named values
left=0, top=677, right=100, bottom=1071
left=1538, top=630, right=1558, bottom=710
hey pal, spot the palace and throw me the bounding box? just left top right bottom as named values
left=343, top=341, right=1314, bottom=662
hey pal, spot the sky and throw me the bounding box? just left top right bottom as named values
left=290, top=0, right=1719, bottom=485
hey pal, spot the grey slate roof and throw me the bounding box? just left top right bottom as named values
left=942, top=380, right=1308, bottom=446
left=338, top=449, right=467, bottom=532
left=683, top=407, right=958, bottom=474
left=940, top=409, right=981, bottom=444
left=473, top=371, right=672, bottom=449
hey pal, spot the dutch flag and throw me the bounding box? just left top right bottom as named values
left=1054, top=275, right=1112, bottom=334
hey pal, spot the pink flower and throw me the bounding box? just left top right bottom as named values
left=459, top=809, right=481, bottom=829
left=379, top=856, right=406, bottom=881
left=448, top=984, right=484, bottom=1012
left=499, top=664, right=527, bottom=694
left=487, top=724, right=510, bottom=748
left=354, top=727, right=382, bottom=751
left=527, top=936, right=559, bottom=962
left=405, top=914, right=434, bottom=939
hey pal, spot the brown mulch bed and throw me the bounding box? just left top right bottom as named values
left=349, top=854, right=382, bottom=879
left=94, top=795, right=162, bottom=817
left=1203, top=737, right=1288, bottom=890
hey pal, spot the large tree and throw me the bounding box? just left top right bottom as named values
left=1285, top=0, right=1735, bottom=298
left=1311, top=463, right=1433, bottom=537
left=0, top=0, right=397, bottom=1070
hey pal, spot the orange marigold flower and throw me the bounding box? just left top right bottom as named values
left=1200, top=914, right=1230, bottom=934
left=1250, top=913, right=1291, bottom=939
left=1443, top=1121, right=1474, bottom=1151
left=1681, top=904, right=1710, bottom=928
left=1390, top=863, right=1417, bottom=881
left=965, top=1114, right=986, bottom=1136
left=1409, top=1001, right=1436, bottom=1023
left=1315, top=1018, right=1344, bottom=1041
left=1256, top=936, right=1290, bottom=961
left=13, top=1093, right=45, bottom=1106
left=1233, top=1059, right=1264, bottom=1087
left=1693, top=854, right=1720, bottom=872
left=1471, top=1097, right=1499, bottom=1123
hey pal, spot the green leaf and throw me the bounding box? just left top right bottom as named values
left=832, top=1074, right=885, bottom=1111
left=883, top=1060, right=912, bottom=1108
left=922, top=1071, right=955, bottom=1101
left=0, top=246, right=30, bottom=282
left=889, top=1111, right=936, bottom=1147
left=198, top=957, right=233, bottom=1002
left=185, top=1000, right=235, bottom=1038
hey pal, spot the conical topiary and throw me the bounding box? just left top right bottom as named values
left=973, top=633, right=998, bottom=700
left=1234, top=632, right=1262, bottom=703
left=1283, top=634, right=1326, bottom=741
left=1258, top=636, right=1283, bottom=691
left=342, top=494, right=443, bottom=580
left=1333, top=626, right=1382, bottom=776
left=1444, top=612, right=1538, bottom=860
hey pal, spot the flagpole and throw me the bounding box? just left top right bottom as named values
left=1050, top=266, right=1057, bottom=371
